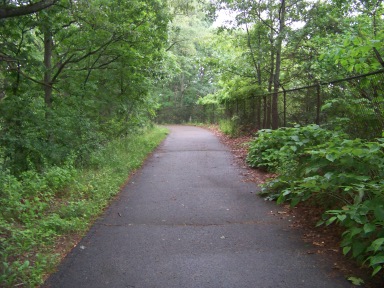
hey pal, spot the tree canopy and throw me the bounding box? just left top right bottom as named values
left=1, top=0, right=170, bottom=173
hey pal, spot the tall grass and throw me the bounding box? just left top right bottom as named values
left=0, top=126, right=168, bottom=287
left=218, top=117, right=240, bottom=137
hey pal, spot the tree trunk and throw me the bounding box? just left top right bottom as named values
left=44, top=28, right=53, bottom=109
left=256, top=96, right=261, bottom=129
left=262, top=95, right=267, bottom=128
left=266, top=42, right=274, bottom=129
left=272, top=0, right=286, bottom=130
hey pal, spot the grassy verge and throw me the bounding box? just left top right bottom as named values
left=0, top=126, right=168, bottom=287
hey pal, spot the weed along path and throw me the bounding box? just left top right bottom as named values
left=44, top=125, right=352, bottom=288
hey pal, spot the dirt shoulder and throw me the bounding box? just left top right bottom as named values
left=204, top=125, right=383, bottom=288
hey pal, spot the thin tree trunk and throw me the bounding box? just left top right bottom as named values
left=44, top=28, right=53, bottom=109
left=262, top=95, right=267, bottom=128
left=256, top=96, right=261, bottom=129
left=272, top=0, right=286, bottom=129
left=266, top=44, right=274, bottom=129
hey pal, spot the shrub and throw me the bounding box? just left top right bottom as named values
left=246, top=125, right=339, bottom=173
left=219, top=116, right=240, bottom=137
left=247, top=125, right=384, bottom=275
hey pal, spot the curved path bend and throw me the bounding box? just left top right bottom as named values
left=44, top=125, right=351, bottom=288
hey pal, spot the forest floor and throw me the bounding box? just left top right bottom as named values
left=204, top=124, right=383, bottom=288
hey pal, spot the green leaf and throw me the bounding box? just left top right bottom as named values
left=350, top=227, right=363, bottom=237
left=352, top=37, right=361, bottom=45
left=321, top=102, right=332, bottom=111
left=290, top=135, right=300, bottom=142
left=372, top=265, right=382, bottom=276
left=18, top=260, right=30, bottom=271
left=337, top=214, right=346, bottom=222
left=290, top=197, right=301, bottom=207
left=374, top=206, right=384, bottom=221
left=363, top=223, right=376, bottom=234
left=316, top=219, right=325, bottom=227
left=352, top=241, right=366, bottom=258
left=343, top=246, right=351, bottom=255
left=340, top=59, right=348, bottom=67
left=326, top=216, right=337, bottom=226
left=324, top=172, right=333, bottom=180
left=370, top=256, right=384, bottom=266
left=325, top=153, right=336, bottom=162
left=347, top=277, right=364, bottom=286
left=276, top=194, right=286, bottom=205
left=369, top=238, right=384, bottom=253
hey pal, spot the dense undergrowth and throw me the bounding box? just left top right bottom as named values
left=0, top=126, right=168, bottom=287
left=218, top=117, right=241, bottom=138
left=246, top=125, right=384, bottom=276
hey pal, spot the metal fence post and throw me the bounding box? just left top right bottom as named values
left=282, top=87, right=287, bottom=127
left=316, top=83, right=321, bottom=125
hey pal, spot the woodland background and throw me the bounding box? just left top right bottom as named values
left=1, top=0, right=383, bottom=286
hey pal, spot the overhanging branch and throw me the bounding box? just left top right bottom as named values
left=0, top=0, right=58, bottom=19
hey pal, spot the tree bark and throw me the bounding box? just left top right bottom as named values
left=266, top=32, right=274, bottom=129
left=0, top=0, right=57, bottom=19
left=44, top=28, right=53, bottom=108
left=272, top=0, right=286, bottom=130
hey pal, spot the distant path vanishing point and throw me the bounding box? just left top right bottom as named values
left=44, top=125, right=352, bottom=288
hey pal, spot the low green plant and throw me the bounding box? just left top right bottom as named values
left=270, top=138, right=383, bottom=206
left=246, top=125, right=339, bottom=173
left=0, top=126, right=168, bottom=287
left=219, top=116, right=240, bottom=137
left=322, top=194, right=384, bottom=276
left=247, top=125, right=384, bottom=276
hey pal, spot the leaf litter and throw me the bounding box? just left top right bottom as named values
left=204, top=124, right=383, bottom=288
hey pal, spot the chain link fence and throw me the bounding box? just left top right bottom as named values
left=156, top=104, right=219, bottom=124
left=156, top=69, right=384, bottom=139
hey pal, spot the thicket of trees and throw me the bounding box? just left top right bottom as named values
left=197, top=0, right=384, bottom=133
left=153, top=0, right=217, bottom=123
left=1, top=0, right=170, bottom=175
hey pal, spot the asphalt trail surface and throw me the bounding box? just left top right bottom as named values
left=44, top=125, right=351, bottom=288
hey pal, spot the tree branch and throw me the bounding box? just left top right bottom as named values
left=373, top=47, right=384, bottom=68
left=0, top=0, right=58, bottom=19
left=166, top=39, right=188, bottom=52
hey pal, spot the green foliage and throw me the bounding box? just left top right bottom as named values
left=248, top=125, right=384, bottom=275
left=154, top=1, right=218, bottom=123
left=0, top=126, right=168, bottom=287
left=323, top=196, right=384, bottom=276
left=219, top=116, right=240, bottom=137
left=320, top=78, right=384, bottom=140
left=246, top=125, right=338, bottom=173
left=348, top=276, right=365, bottom=286
left=0, top=0, right=170, bottom=174
left=318, top=3, right=384, bottom=74
left=197, top=0, right=384, bottom=133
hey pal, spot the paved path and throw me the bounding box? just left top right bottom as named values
left=44, top=125, right=351, bottom=288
